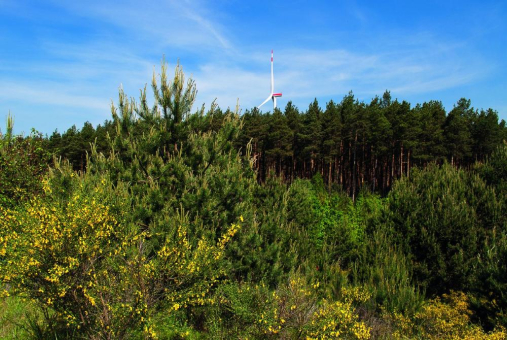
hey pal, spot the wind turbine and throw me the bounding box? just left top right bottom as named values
left=258, top=50, right=282, bottom=110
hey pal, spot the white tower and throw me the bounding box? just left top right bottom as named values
left=258, top=50, right=282, bottom=110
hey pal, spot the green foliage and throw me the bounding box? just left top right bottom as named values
left=385, top=163, right=504, bottom=295
left=288, top=177, right=380, bottom=267
left=227, top=176, right=293, bottom=286
left=46, top=120, right=115, bottom=172
left=353, top=229, right=424, bottom=314
left=476, top=142, right=507, bottom=195
left=0, top=118, right=51, bottom=208
left=444, top=99, right=473, bottom=165
left=380, top=161, right=507, bottom=328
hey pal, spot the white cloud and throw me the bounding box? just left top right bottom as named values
left=189, top=38, right=490, bottom=112
left=172, top=0, right=233, bottom=51
left=0, top=82, right=109, bottom=111
left=50, top=0, right=233, bottom=54
left=35, top=2, right=488, bottom=112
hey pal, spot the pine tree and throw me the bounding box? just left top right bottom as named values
left=298, top=99, right=322, bottom=177
left=265, top=108, right=293, bottom=178
left=284, top=101, right=300, bottom=181
left=386, top=163, right=504, bottom=295
left=413, top=100, right=446, bottom=165
left=366, top=96, right=392, bottom=192
left=444, top=98, right=473, bottom=165
left=321, top=100, right=342, bottom=186
left=471, top=108, right=503, bottom=162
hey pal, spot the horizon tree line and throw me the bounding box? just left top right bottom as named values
left=43, top=90, right=507, bottom=198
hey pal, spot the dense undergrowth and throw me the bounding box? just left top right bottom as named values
left=1, top=62, right=507, bottom=339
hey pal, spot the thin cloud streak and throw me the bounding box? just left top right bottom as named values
left=173, top=0, right=233, bottom=51
left=50, top=0, right=233, bottom=54
left=0, top=82, right=109, bottom=111
left=192, top=41, right=489, bottom=112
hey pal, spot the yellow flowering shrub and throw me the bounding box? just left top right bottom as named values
left=388, top=291, right=506, bottom=340
left=155, top=221, right=242, bottom=311
left=0, top=173, right=131, bottom=336
left=0, top=169, right=243, bottom=339
left=254, top=277, right=317, bottom=338
left=210, top=276, right=371, bottom=339
left=305, top=286, right=372, bottom=340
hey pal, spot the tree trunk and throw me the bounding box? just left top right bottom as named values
left=407, top=150, right=411, bottom=178
left=400, top=143, right=404, bottom=177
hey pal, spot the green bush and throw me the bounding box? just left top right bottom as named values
left=385, top=163, right=504, bottom=295
left=0, top=62, right=249, bottom=339
left=0, top=115, right=51, bottom=208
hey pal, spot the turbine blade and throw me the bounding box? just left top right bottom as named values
left=258, top=95, right=272, bottom=108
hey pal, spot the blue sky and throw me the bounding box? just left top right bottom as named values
left=1, top=0, right=506, bottom=135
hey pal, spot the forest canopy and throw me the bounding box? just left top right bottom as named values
left=45, top=88, right=506, bottom=199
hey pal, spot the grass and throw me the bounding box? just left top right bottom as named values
left=0, top=296, right=39, bottom=339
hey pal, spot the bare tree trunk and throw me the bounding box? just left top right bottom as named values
left=328, top=161, right=332, bottom=187
left=374, top=157, right=378, bottom=192
left=407, top=150, right=411, bottom=178
left=339, top=140, right=343, bottom=185
left=400, top=143, right=404, bottom=177
left=391, top=144, right=395, bottom=185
